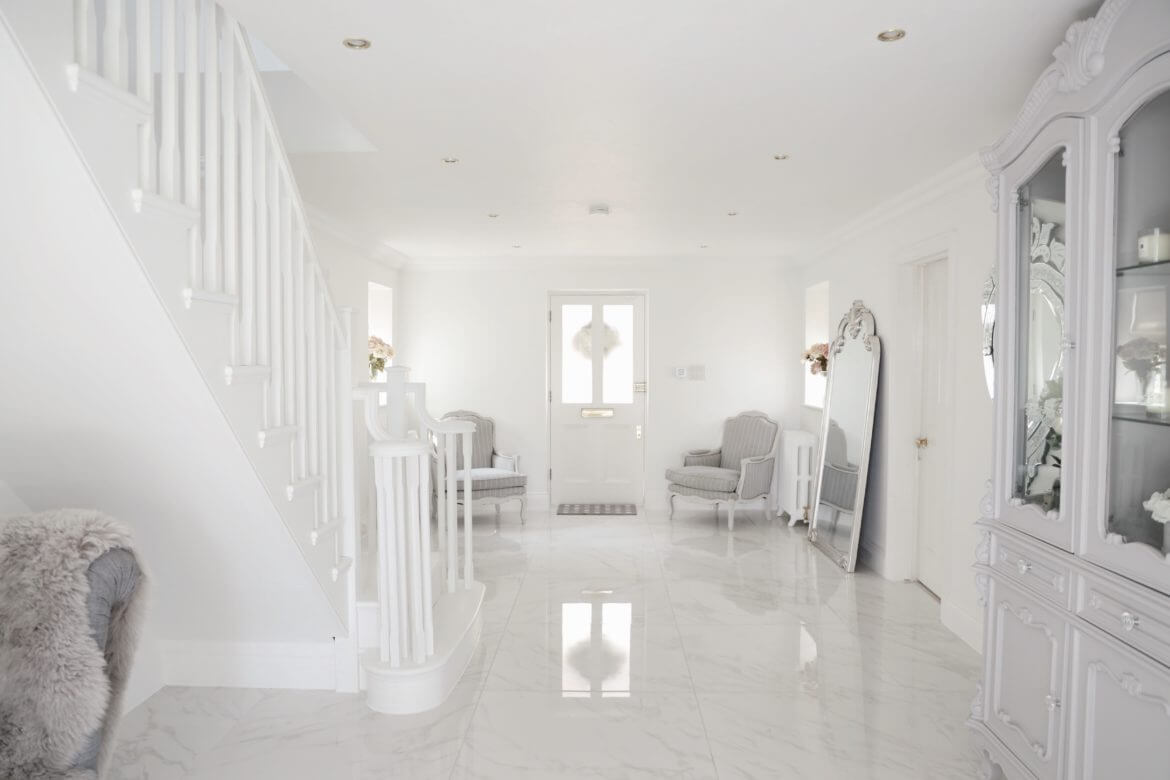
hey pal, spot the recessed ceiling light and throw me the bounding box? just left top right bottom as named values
left=487, top=213, right=499, bottom=218
left=342, top=37, right=371, bottom=50
left=773, top=153, right=790, bottom=161
left=589, top=204, right=611, bottom=216
left=441, top=156, right=459, bottom=164
left=699, top=244, right=709, bottom=249
left=877, top=28, right=906, bottom=42
left=727, top=211, right=738, bottom=217
left=511, top=244, right=522, bottom=249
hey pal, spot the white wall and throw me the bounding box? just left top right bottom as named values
left=796, top=156, right=995, bottom=651
left=396, top=259, right=803, bottom=510
left=0, top=480, right=30, bottom=516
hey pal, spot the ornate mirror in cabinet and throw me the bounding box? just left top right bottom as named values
left=993, top=118, right=1082, bottom=554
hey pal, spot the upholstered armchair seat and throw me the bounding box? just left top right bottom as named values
left=451, top=467, right=528, bottom=493
left=664, top=466, right=740, bottom=493
left=439, top=411, right=528, bottom=522
left=666, top=411, right=781, bottom=530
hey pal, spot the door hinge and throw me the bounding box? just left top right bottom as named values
left=549, top=468, right=552, bottom=480
left=548, top=390, right=552, bottom=402
left=548, top=310, right=552, bottom=322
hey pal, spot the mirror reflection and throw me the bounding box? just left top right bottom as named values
left=1014, top=152, right=1066, bottom=512
left=810, top=301, right=881, bottom=572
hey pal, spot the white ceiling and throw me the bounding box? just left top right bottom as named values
left=221, top=0, right=1098, bottom=262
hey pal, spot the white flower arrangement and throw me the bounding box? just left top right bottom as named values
left=368, top=335, right=395, bottom=378
left=1143, top=490, right=1170, bottom=525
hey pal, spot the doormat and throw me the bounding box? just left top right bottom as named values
left=557, top=503, right=638, bottom=516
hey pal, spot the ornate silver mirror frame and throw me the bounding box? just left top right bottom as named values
left=808, top=300, right=881, bottom=573
left=982, top=267, right=997, bottom=399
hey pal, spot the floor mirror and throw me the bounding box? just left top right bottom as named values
left=809, top=300, right=881, bottom=572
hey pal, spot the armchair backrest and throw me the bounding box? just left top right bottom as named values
left=442, top=410, right=495, bottom=469
left=720, top=411, right=780, bottom=470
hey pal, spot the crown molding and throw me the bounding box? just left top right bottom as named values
left=399, top=254, right=797, bottom=273
left=805, top=155, right=986, bottom=264
left=304, top=205, right=411, bottom=271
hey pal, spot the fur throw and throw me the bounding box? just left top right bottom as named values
left=0, top=510, right=146, bottom=779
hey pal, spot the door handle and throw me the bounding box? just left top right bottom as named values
left=581, top=408, right=614, bottom=419
left=914, top=436, right=929, bottom=449
left=635, top=424, right=642, bottom=440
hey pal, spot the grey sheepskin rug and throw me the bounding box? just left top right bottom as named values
left=0, top=510, right=146, bottom=779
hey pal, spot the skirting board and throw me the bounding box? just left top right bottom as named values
left=160, top=639, right=338, bottom=690
left=940, top=600, right=983, bottom=654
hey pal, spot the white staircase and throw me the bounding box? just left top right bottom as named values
left=1, top=0, right=359, bottom=690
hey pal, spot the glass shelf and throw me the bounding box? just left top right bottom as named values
left=1117, top=259, right=1170, bottom=276
left=1113, top=408, right=1170, bottom=427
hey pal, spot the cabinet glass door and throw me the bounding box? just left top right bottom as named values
left=1108, top=90, right=1170, bottom=564
left=1014, top=152, right=1068, bottom=515
left=996, top=123, right=1077, bottom=552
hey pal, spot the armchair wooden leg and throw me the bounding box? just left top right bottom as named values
left=519, top=495, right=528, bottom=525
left=728, top=501, right=736, bottom=532
left=668, top=491, right=675, bottom=521
left=495, top=503, right=501, bottom=522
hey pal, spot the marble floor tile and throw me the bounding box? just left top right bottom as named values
left=452, top=691, right=717, bottom=779
left=109, top=687, right=271, bottom=779
left=506, top=574, right=675, bottom=625
left=486, top=615, right=693, bottom=694
left=110, top=512, right=986, bottom=779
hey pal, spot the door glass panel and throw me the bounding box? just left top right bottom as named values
left=1013, top=151, right=1066, bottom=512
left=602, top=304, right=634, bottom=403
left=1109, top=90, right=1170, bottom=555
left=561, top=304, right=593, bottom=404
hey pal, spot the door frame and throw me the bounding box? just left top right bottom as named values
left=886, top=234, right=958, bottom=587
left=545, top=289, right=650, bottom=507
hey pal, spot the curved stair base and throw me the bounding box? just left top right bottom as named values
left=361, top=582, right=484, bottom=714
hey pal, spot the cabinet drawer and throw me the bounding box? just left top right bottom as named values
left=1068, top=630, right=1170, bottom=780
left=992, top=533, right=1072, bottom=609
left=986, top=579, right=1070, bottom=780
left=1076, top=572, right=1170, bottom=668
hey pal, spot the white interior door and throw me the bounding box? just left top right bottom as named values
left=550, top=294, right=646, bottom=505
left=916, top=259, right=950, bottom=596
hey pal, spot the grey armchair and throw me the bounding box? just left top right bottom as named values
left=440, top=410, right=528, bottom=523
left=666, top=411, right=781, bottom=530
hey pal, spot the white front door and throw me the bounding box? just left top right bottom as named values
left=550, top=294, right=646, bottom=505
left=916, top=258, right=950, bottom=596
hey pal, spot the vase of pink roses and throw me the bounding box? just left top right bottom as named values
left=803, top=343, right=829, bottom=376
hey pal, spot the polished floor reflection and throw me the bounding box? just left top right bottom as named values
left=109, top=507, right=983, bottom=779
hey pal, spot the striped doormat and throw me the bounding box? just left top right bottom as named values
left=557, top=503, right=638, bottom=516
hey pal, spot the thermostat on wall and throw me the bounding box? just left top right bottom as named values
left=674, top=366, right=688, bottom=379
left=673, top=365, right=706, bottom=381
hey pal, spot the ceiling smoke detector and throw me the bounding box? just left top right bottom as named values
left=342, top=37, right=371, bottom=50
left=589, top=204, right=611, bottom=216
left=727, top=211, right=738, bottom=217
left=487, top=213, right=499, bottom=219
left=441, top=156, right=460, bottom=164
left=877, top=28, right=906, bottom=43
left=773, top=153, right=790, bottom=161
